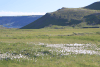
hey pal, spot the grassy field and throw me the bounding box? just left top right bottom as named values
left=0, top=28, right=100, bottom=67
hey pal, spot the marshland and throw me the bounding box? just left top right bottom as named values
left=0, top=28, right=100, bottom=67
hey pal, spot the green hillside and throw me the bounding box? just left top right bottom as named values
left=84, top=13, right=100, bottom=25
left=21, top=2, right=100, bottom=29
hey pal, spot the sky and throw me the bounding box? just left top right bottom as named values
left=0, top=0, right=99, bottom=16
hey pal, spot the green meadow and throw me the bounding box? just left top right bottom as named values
left=0, top=28, right=100, bottom=67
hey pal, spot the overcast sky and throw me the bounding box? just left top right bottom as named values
left=0, top=0, right=99, bottom=16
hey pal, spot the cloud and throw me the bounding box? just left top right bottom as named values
left=0, top=11, right=46, bottom=16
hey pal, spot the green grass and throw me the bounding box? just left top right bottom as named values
left=0, top=52, right=100, bottom=67
left=0, top=28, right=100, bottom=44
left=0, top=28, right=100, bottom=67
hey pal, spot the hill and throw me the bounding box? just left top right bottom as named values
left=84, top=13, right=100, bottom=25
left=21, top=2, right=100, bottom=29
left=0, top=15, right=43, bottom=28
left=84, top=1, right=100, bottom=10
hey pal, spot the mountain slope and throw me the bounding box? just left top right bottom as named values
left=21, top=8, right=100, bottom=29
left=21, top=13, right=69, bottom=29
left=21, top=2, right=100, bottom=29
left=84, top=13, right=100, bottom=25
left=0, top=15, right=42, bottom=28
left=84, top=1, right=100, bottom=10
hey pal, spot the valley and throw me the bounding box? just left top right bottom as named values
left=0, top=1, right=100, bottom=67
left=0, top=15, right=42, bottom=28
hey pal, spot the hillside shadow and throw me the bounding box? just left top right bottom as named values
left=21, top=14, right=82, bottom=29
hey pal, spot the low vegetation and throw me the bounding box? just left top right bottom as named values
left=0, top=28, right=100, bottom=67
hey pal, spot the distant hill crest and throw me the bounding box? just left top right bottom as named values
left=84, top=1, right=100, bottom=10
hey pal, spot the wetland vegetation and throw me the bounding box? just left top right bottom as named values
left=0, top=28, right=100, bottom=67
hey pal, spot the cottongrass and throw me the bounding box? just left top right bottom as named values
left=0, top=53, right=28, bottom=60
left=38, top=42, right=100, bottom=56
left=0, top=42, right=100, bottom=62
